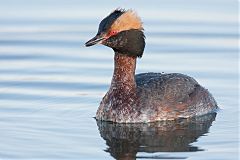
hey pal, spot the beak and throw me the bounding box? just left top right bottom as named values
left=85, top=34, right=106, bottom=47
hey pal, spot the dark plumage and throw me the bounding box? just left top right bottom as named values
left=97, top=9, right=124, bottom=34
left=103, top=29, right=145, bottom=57
left=85, top=9, right=218, bottom=123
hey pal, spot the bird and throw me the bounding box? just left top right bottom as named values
left=85, top=9, right=218, bottom=123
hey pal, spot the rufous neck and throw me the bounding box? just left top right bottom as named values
left=110, top=53, right=137, bottom=89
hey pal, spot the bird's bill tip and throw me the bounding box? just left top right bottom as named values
left=85, top=35, right=105, bottom=47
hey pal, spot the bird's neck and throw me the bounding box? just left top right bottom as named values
left=110, top=53, right=137, bottom=90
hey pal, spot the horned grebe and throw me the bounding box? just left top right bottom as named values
left=85, top=9, right=217, bottom=123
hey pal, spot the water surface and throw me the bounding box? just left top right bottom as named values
left=0, top=0, right=238, bottom=159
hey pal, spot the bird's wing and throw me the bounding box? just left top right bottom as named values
left=135, top=73, right=199, bottom=103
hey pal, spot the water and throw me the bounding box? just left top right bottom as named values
left=0, top=0, right=238, bottom=159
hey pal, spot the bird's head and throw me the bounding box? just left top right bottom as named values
left=85, top=9, right=145, bottom=58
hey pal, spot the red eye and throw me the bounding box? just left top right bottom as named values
left=110, top=30, right=117, bottom=36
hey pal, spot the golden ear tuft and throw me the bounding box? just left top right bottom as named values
left=110, top=9, right=143, bottom=33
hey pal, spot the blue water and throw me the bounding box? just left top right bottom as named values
left=0, top=0, right=239, bottom=159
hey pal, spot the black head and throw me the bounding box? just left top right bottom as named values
left=85, top=9, right=145, bottom=58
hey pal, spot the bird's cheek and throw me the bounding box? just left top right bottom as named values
left=102, top=37, right=116, bottom=47
left=101, top=39, right=110, bottom=46
left=118, top=38, right=127, bottom=47
left=101, top=39, right=113, bottom=48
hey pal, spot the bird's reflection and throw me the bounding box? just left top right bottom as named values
left=96, top=113, right=217, bottom=160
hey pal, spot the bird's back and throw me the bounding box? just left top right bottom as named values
left=135, top=73, right=217, bottom=121
left=136, top=73, right=198, bottom=103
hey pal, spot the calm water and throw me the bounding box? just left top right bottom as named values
left=0, top=0, right=239, bottom=159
